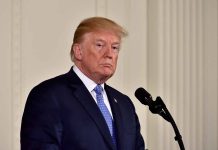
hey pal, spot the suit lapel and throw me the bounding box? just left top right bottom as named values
left=105, top=85, right=124, bottom=150
left=67, top=69, right=115, bottom=150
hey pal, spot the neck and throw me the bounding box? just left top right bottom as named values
left=74, top=63, right=109, bottom=84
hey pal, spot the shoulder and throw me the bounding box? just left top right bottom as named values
left=31, top=73, right=67, bottom=94
left=105, top=84, right=127, bottom=98
left=28, top=68, right=78, bottom=102
left=105, top=85, right=135, bottom=108
left=24, top=71, right=73, bottom=114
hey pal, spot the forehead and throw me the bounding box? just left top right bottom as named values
left=84, top=30, right=121, bottom=42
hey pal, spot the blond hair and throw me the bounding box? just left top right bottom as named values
left=70, top=17, right=128, bottom=61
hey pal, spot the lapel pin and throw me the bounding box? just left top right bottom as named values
left=114, top=98, right=118, bottom=103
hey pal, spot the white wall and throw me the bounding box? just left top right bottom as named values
left=147, top=0, right=218, bottom=149
left=0, top=0, right=217, bottom=150
left=0, top=0, right=12, bottom=149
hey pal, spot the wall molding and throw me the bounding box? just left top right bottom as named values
left=147, top=0, right=206, bottom=149
left=11, top=0, right=22, bottom=149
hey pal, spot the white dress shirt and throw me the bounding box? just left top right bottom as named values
left=73, top=65, right=113, bottom=118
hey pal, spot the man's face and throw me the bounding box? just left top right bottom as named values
left=74, top=30, right=121, bottom=83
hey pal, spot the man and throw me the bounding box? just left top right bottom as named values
left=21, top=17, right=145, bottom=150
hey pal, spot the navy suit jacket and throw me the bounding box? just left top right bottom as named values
left=21, top=67, right=145, bottom=150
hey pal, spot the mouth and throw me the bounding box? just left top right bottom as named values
left=102, top=64, right=113, bottom=68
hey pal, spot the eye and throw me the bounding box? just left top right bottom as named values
left=112, top=45, right=120, bottom=52
left=96, top=42, right=104, bottom=50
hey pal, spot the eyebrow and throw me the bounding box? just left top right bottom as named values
left=95, top=39, right=120, bottom=45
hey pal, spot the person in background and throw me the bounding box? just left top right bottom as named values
left=21, top=16, right=145, bottom=150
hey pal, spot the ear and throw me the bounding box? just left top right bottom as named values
left=73, top=43, right=83, bottom=60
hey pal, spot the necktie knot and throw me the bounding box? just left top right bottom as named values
left=94, top=84, right=103, bottom=95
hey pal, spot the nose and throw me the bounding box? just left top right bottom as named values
left=104, top=45, right=114, bottom=58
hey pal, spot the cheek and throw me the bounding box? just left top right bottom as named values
left=109, top=56, right=118, bottom=71
left=113, top=56, right=118, bottom=65
left=85, top=54, right=100, bottom=68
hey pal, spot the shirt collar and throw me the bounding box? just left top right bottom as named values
left=73, top=65, right=104, bottom=92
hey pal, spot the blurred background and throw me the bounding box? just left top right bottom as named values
left=0, top=0, right=217, bottom=149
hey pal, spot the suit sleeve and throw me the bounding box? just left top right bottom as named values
left=21, top=85, right=62, bottom=150
left=134, top=111, right=145, bottom=150
left=127, top=96, right=145, bottom=150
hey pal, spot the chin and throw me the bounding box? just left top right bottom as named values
left=99, top=68, right=115, bottom=78
left=104, top=70, right=114, bottom=76
left=100, top=72, right=113, bottom=79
